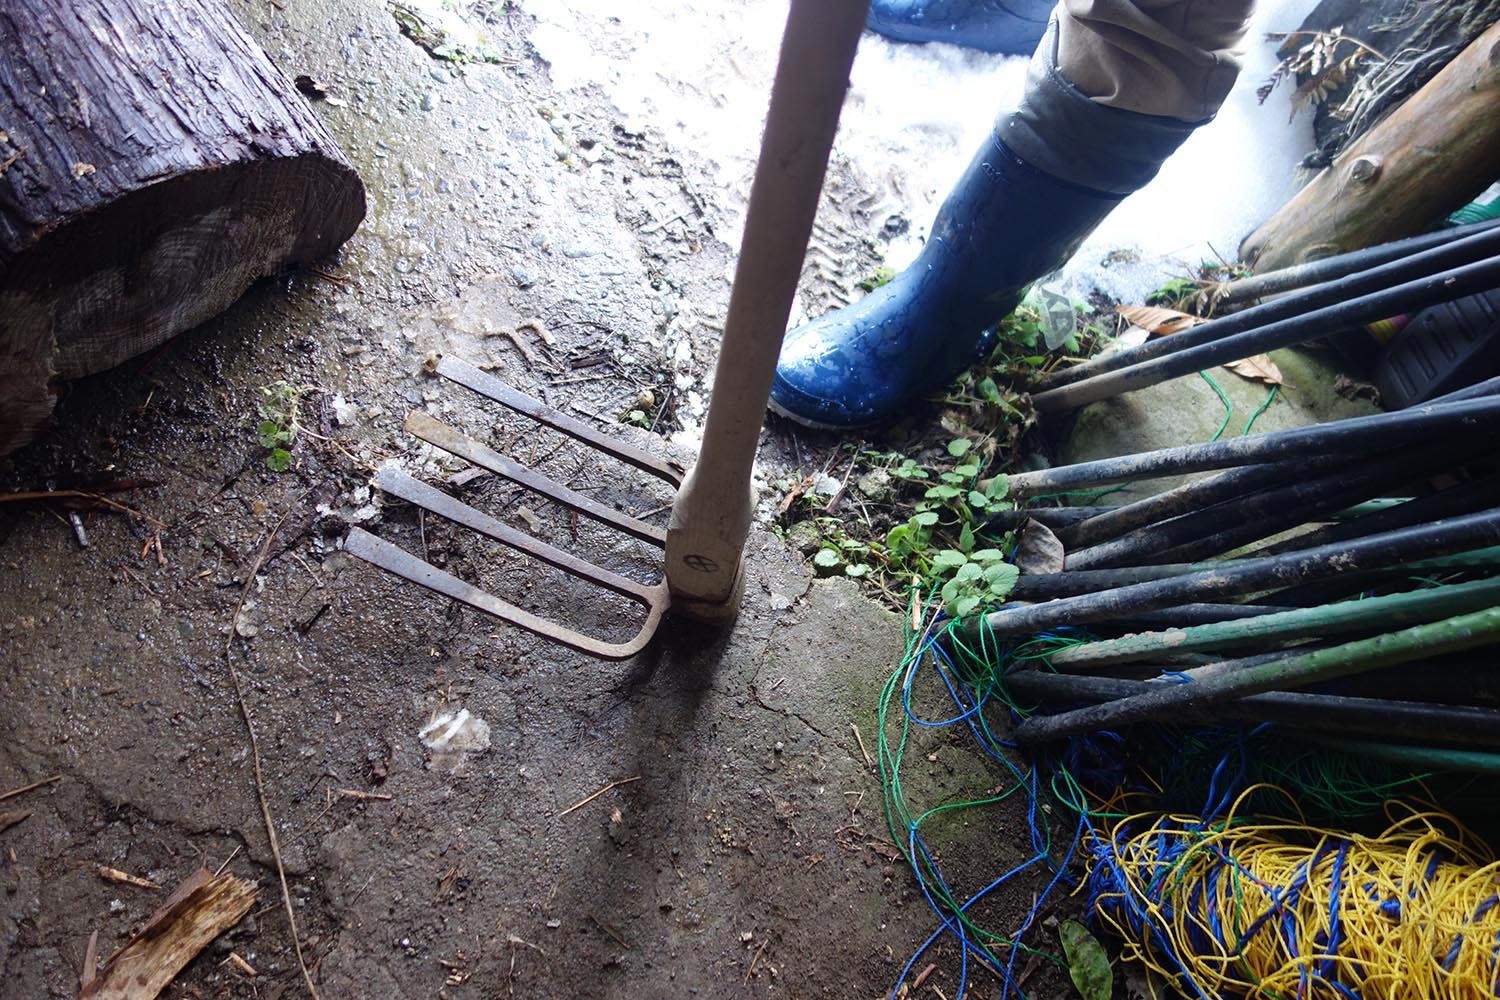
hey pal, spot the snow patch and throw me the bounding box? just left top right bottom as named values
left=525, top=0, right=1319, bottom=306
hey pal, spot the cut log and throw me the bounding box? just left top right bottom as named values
left=0, top=0, right=367, bottom=454
left=1239, top=19, right=1500, bottom=273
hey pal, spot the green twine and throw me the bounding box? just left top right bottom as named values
left=1199, top=371, right=1233, bottom=442
left=1242, top=384, right=1278, bottom=436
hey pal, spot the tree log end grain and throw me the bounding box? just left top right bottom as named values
left=0, top=0, right=367, bottom=455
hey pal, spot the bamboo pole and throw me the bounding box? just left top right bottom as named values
left=979, top=510, right=1500, bottom=637
left=1046, top=578, right=1500, bottom=670
left=1012, top=606, right=1500, bottom=743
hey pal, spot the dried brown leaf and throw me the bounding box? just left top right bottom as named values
left=1224, top=354, right=1284, bottom=386
left=0, top=810, right=30, bottom=834
left=1014, top=519, right=1066, bottom=575
left=1114, top=305, right=1205, bottom=337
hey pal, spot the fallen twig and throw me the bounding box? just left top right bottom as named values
left=222, top=493, right=322, bottom=999
left=850, top=722, right=873, bottom=769
left=0, top=810, right=31, bottom=834
left=557, top=776, right=641, bottom=818
left=912, top=963, right=937, bottom=991
left=97, top=865, right=161, bottom=890
left=0, top=775, right=61, bottom=804
left=589, top=913, right=630, bottom=950
left=225, top=951, right=258, bottom=977
left=743, top=938, right=769, bottom=985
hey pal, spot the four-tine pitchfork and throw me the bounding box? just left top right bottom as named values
left=345, top=0, right=871, bottom=658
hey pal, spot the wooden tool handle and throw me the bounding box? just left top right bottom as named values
left=665, top=0, right=869, bottom=619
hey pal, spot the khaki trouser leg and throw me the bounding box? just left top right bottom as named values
left=1056, top=0, right=1257, bottom=121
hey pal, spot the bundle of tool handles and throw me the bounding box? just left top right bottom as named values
left=946, top=219, right=1500, bottom=762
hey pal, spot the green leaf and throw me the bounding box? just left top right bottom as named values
left=953, top=463, right=980, bottom=478
left=947, top=438, right=973, bottom=458
left=925, top=485, right=962, bottom=501
left=844, top=563, right=871, bottom=578
left=954, top=562, right=982, bottom=584
left=265, top=448, right=293, bottom=473
left=913, top=511, right=940, bottom=527
left=967, top=490, right=990, bottom=510
left=941, top=578, right=964, bottom=604
left=985, top=475, right=1011, bottom=500
left=930, top=550, right=968, bottom=572
left=958, top=523, right=975, bottom=553
left=977, top=376, right=1002, bottom=403
left=940, top=471, right=965, bottom=484
left=952, top=595, right=981, bottom=618
left=983, top=562, right=1020, bottom=598
left=969, top=548, right=1005, bottom=564
left=256, top=419, right=283, bottom=448
left=1059, top=919, right=1112, bottom=1000
left=813, top=548, right=842, bottom=569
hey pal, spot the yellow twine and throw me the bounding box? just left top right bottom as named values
left=1085, top=786, right=1500, bottom=999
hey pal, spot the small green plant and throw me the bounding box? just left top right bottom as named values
left=871, top=440, right=1020, bottom=620
left=928, top=547, right=1020, bottom=618
left=857, top=265, right=897, bottom=292
left=1145, top=276, right=1200, bottom=309
left=256, top=381, right=306, bottom=472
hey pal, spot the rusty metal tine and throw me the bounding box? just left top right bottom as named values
left=405, top=410, right=667, bottom=548
left=435, top=355, right=685, bottom=488
left=373, top=465, right=660, bottom=601
left=345, top=528, right=667, bottom=661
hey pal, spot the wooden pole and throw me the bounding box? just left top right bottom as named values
left=0, top=0, right=366, bottom=454
left=1239, top=20, right=1500, bottom=273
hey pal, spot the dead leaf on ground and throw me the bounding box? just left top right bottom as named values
left=80, top=868, right=257, bottom=1000
left=1115, top=304, right=1206, bottom=337
left=1223, top=354, right=1285, bottom=386
left=0, top=810, right=31, bottom=834
left=1014, top=518, right=1066, bottom=575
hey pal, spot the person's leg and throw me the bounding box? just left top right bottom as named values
left=771, top=0, right=1255, bottom=429
left=1055, top=0, right=1251, bottom=118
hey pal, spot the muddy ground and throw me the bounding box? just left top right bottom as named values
left=0, top=2, right=1081, bottom=998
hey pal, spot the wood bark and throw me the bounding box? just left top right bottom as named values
left=0, top=0, right=366, bottom=454
left=1239, top=19, right=1500, bottom=274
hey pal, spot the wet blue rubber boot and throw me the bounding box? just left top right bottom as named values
left=770, top=22, right=1204, bottom=430
left=866, top=0, right=1052, bottom=55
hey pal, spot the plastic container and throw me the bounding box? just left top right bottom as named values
left=1375, top=287, right=1500, bottom=408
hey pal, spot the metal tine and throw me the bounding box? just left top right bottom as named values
left=405, top=410, right=667, bottom=547
left=434, top=354, right=685, bottom=487
left=345, top=527, right=666, bottom=661
left=373, top=465, right=662, bottom=600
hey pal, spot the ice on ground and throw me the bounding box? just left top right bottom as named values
left=526, top=0, right=1319, bottom=307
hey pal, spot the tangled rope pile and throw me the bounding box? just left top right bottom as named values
left=877, top=592, right=1492, bottom=1000
left=1086, top=793, right=1500, bottom=999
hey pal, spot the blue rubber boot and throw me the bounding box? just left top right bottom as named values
left=770, top=23, right=1203, bottom=430
left=866, top=0, right=1052, bottom=55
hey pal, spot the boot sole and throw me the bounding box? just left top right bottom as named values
left=766, top=394, right=870, bottom=432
